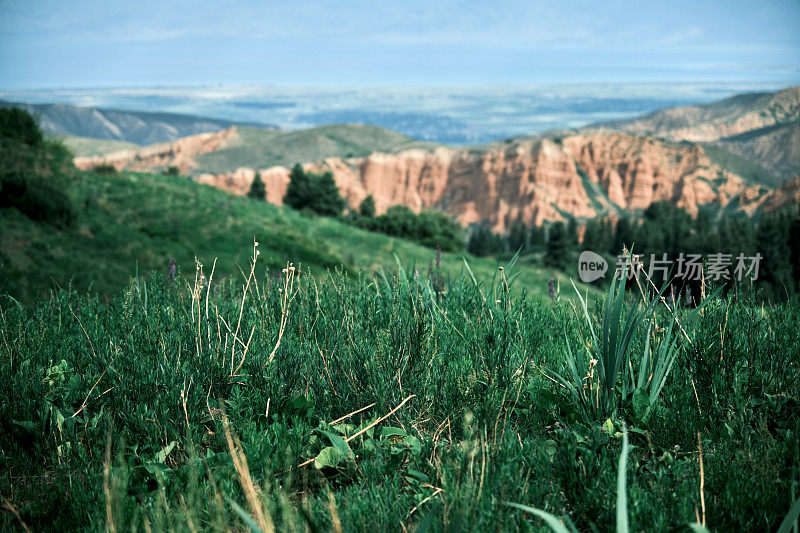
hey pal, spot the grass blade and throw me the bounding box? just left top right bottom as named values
left=504, top=501, right=576, bottom=533
left=617, top=427, right=630, bottom=533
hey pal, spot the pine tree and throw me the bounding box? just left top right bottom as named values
left=283, top=164, right=313, bottom=210
left=566, top=217, right=579, bottom=245
left=247, top=172, right=266, bottom=200
left=359, top=195, right=376, bottom=218
left=582, top=218, right=600, bottom=251
left=614, top=217, right=634, bottom=254
left=791, top=211, right=800, bottom=288
left=309, top=171, right=346, bottom=217
left=544, top=221, right=570, bottom=269
left=757, top=213, right=795, bottom=298
left=529, top=225, right=545, bottom=249
left=507, top=220, right=528, bottom=254
left=283, top=165, right=345, bottom=217
left=468, top=226, right=494, bottom=257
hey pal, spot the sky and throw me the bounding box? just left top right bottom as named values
left=1, top=0, right=799, bottom=88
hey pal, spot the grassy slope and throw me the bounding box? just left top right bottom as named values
left=701, top=142, right=783, bottom=188
left=193, top=125, right=437, bottom=173
left=0, top=168, right=571, bottom=304
left=48, top=133, right=140, bottom=157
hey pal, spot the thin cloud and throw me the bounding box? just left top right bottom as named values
left=659, top=26, right=704, bottom=45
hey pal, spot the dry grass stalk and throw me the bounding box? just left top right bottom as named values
left=222, top=414, right=275, bottom=533
left=698, top=432, right=706, bottom=527
left=264, top=261, right=298, bottom=368
left=2, top=498, right=32, bottom=533
left=103, top=432, right=116, bottom=533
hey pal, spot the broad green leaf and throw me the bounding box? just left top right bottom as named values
left=380, top=427, right=409, bottom=438
left=12, top=420, right=38, bottom=432
left=154, top=440, right=178, bottom=463
left=320, top=430, right=354, bottom=458
left=314, top=446, right=346, bottom=470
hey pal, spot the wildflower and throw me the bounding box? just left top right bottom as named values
left=167, top=258, right=177, bottom=280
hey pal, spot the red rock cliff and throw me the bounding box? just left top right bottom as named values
left=196, top=132, right=768, bottom=232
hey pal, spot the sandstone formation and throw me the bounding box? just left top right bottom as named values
left=760, top=176, right=800, bottom=212
left=74, top=127, right=239, bottom=174
left=195, top=132, right=770, bottom=232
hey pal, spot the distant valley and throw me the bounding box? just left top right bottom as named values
left=1, top=83, right=772, bottom=144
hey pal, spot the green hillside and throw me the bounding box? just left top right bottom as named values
left=1, top=164, right=570, bottom=305
left=701, top=142, right=783, bottom=188
left=48, top=133, right=139, bottom=157
left=193, top=124, right=436, bottom=173
left=0, top=107, right=575, bottom=305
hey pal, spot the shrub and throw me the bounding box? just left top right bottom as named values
left=0, top=107, right=43, bottom=146
left=0, top=170, right=75, bottom=228
left=93, top=164, right=117, bottom=175
left=415, top=210, right=465, bottom=251
left=0, top=108, right=75, bottom=227
left=374, top=205, right=419, bottom=237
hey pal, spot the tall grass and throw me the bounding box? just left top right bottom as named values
left=0, top=251, right=798, bottom=531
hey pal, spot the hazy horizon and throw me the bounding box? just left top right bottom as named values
left=5, top=80, right=796, bottom=144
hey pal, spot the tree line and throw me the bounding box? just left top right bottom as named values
left=251, top=164, right=464, bottom=252
left=253, top=165, right=799, bottom=300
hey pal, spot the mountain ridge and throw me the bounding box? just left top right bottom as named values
left=590, top=86, right=800, bottom=142
left=0, top=100, right=275, bottom=145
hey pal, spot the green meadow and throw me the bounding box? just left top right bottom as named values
left=1, top=108, right=799, bottom=532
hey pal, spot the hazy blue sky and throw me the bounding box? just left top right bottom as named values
left=1, top=0, right=799, bottom=87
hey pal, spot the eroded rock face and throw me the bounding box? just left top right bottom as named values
left=77, top=128, right=775, bottom=231
left=760, top=176, right=800, bottom=212
left=74, top=127, right=239, bottom=174
left=193, top=132, right=771, bottom=231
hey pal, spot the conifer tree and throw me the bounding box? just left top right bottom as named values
left=507, top=220, right=528, bottom=253
left=544, top=221, right=570, bottom=269
left=359, top=195, right=376, bottom=218
left=247, top=172, right=266, bottom=200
